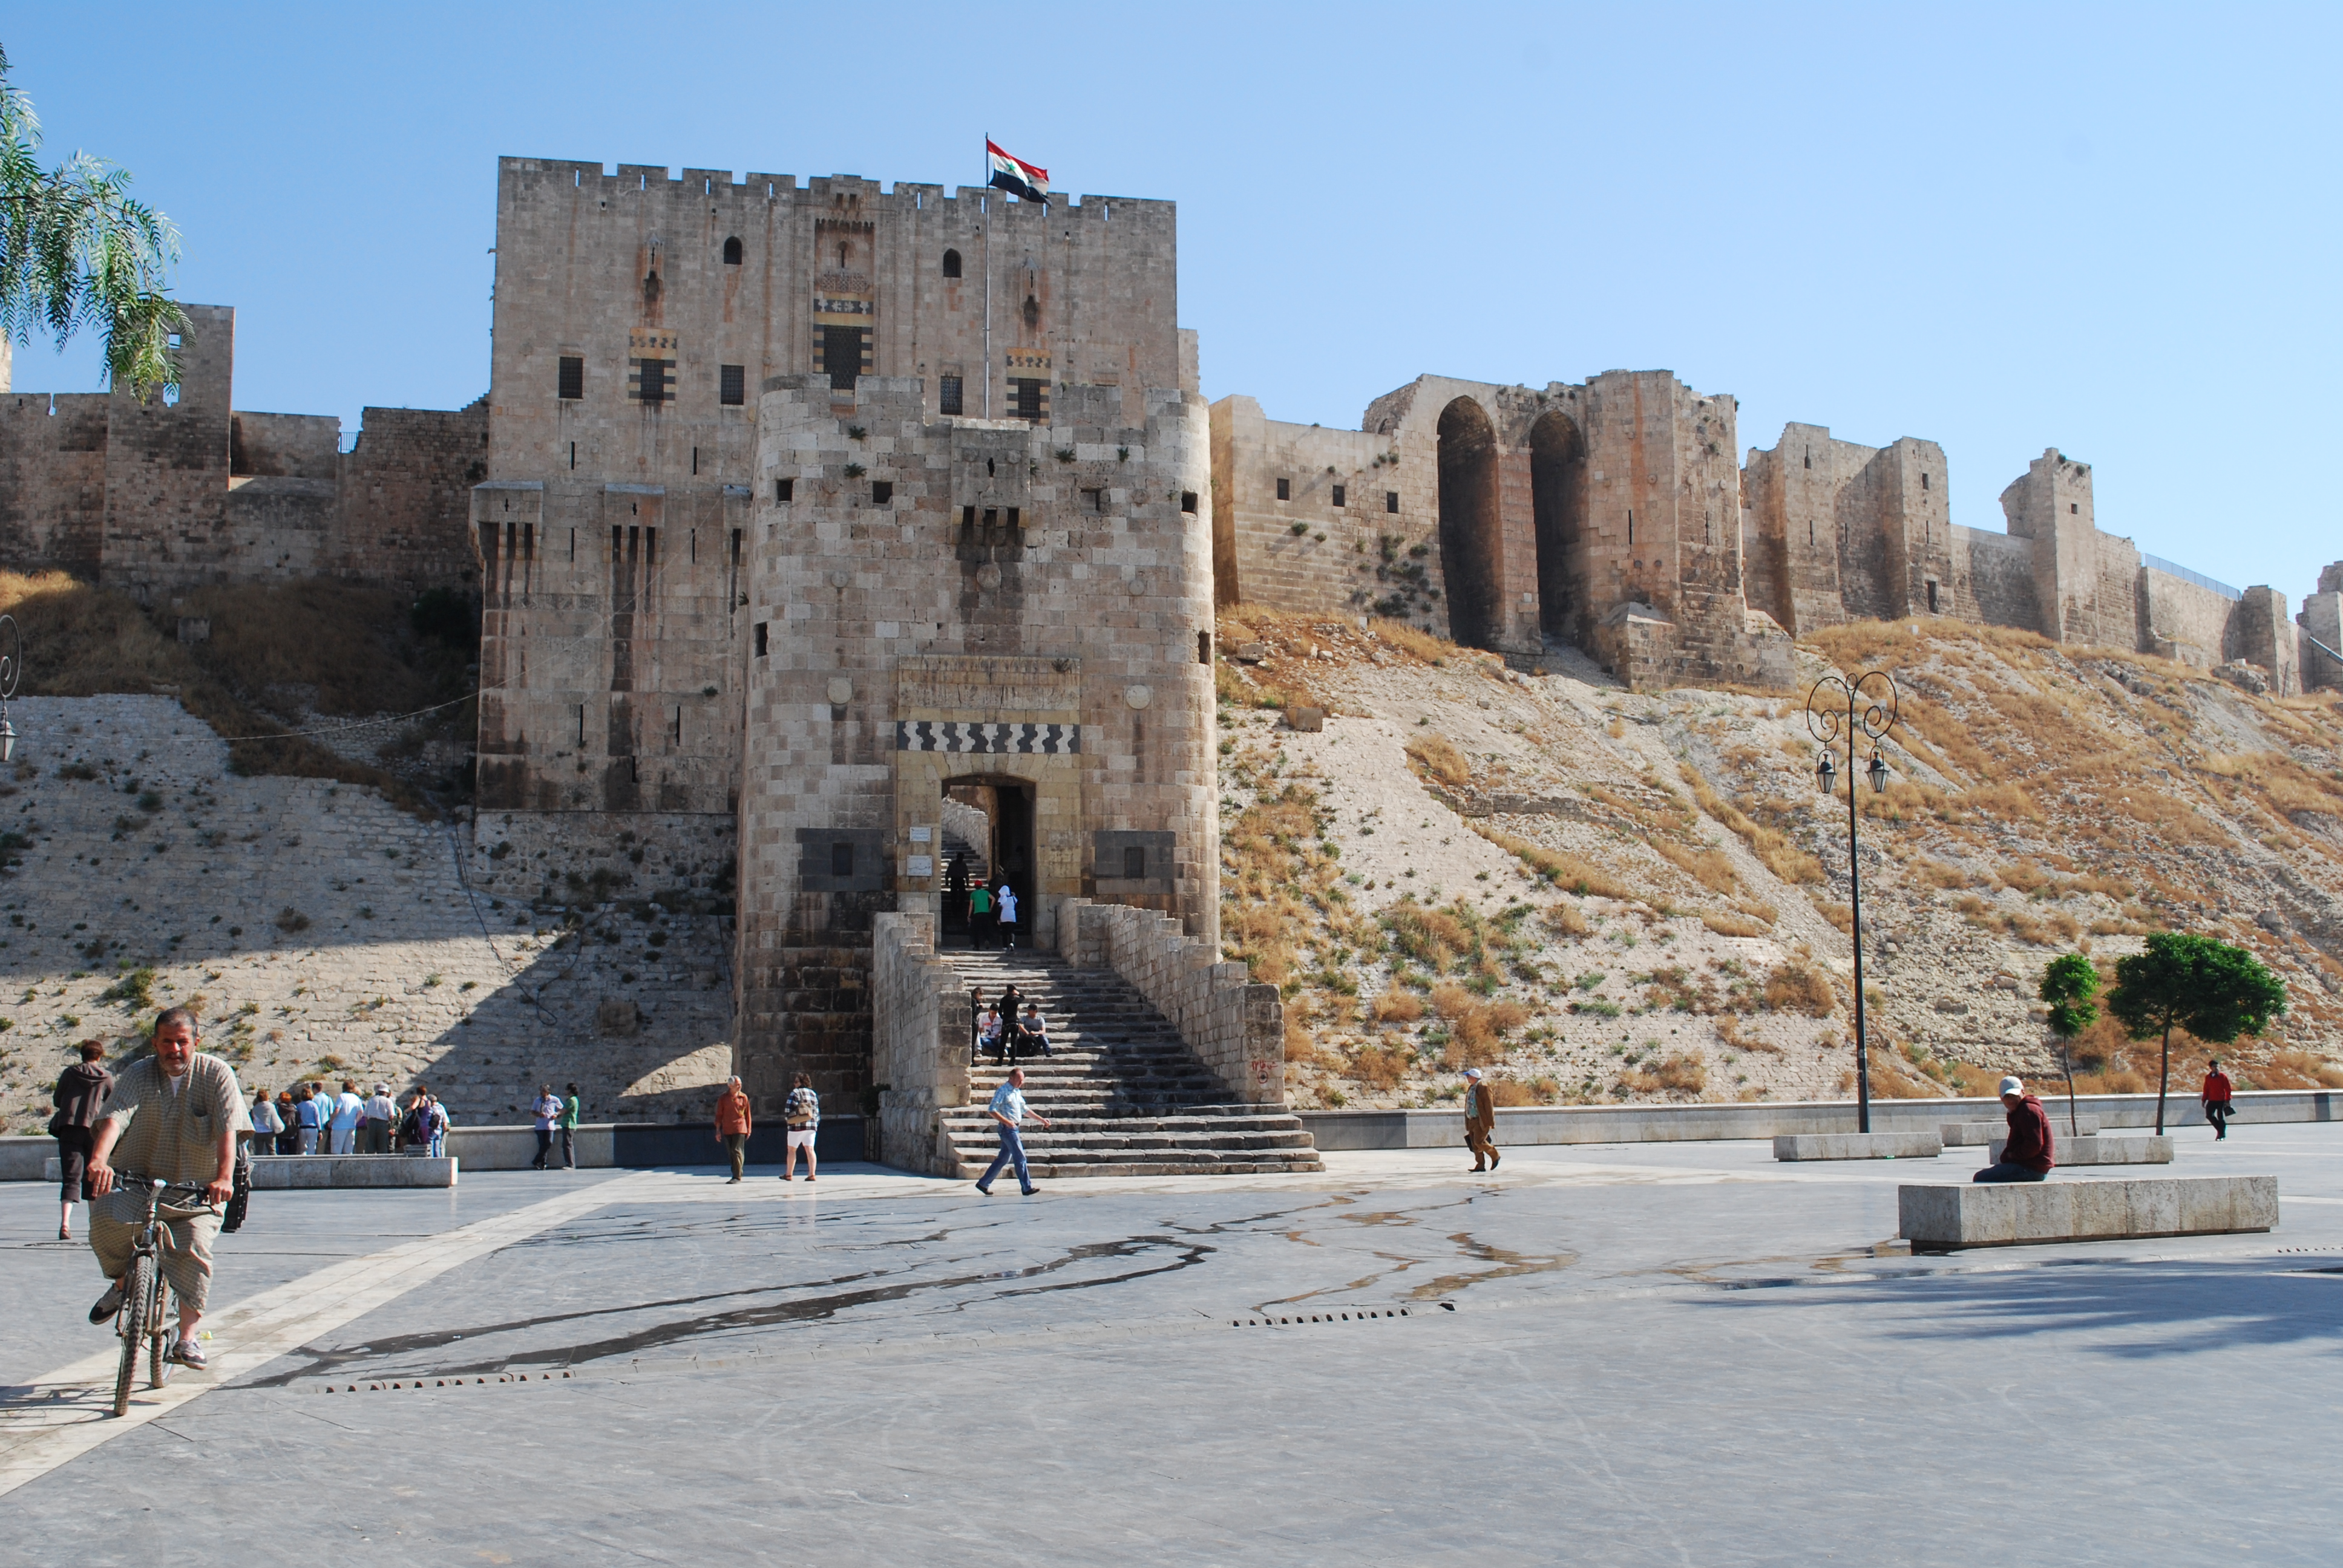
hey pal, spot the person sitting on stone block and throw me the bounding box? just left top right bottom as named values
left=975, top=1006, right=1003, bottom=1066
left=1973, top=1076, right=2055, bottom=1183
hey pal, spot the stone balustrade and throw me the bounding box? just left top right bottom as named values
left=1055, top=898, right=1283, bottom=1105
left=870, top=912, right=975, bottom=1175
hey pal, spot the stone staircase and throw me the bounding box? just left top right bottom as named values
left=937, top=952, right=1322, bottom=1179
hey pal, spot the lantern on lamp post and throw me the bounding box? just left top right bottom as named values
left=0, top=613, right=20, bottom=764
left=1804, top=668, right=1899, bottom=1133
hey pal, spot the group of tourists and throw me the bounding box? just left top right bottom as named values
left=530, top=1083, right=582, bottom=1170
left=243, top=1079, right=447, bottom=1157
left=972, top=985, right=1052, bottom=1065
left=948, top=856, right=1022, bottom=950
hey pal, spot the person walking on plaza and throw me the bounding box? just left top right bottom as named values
left=362, top=1083, right=396, bottom=1154
left=50, top=1041, right=113, bottom=1243
left=82, top=1008, right=246, bottom=1371
left=558, top=1083, right=580, bottom=1168
left=2203, top=1059, right=2235, bottom=1140
left=781, top=1073, right=819, bottom=1181
left=997, top=881, right=1019, bottom=950
left=975, top=1067, right=1050, bottom=1197
left=716, top=1077, right=753, bottom=1182
left=531, top=1084, right=560, bottom=1169
left=1974, top=1076, right=2056, bottom=1182
left=1463, top=1067, right=1501, bottom=1172
left=246, top=1085, right=283, bottom=1164
left=969, top=881, right=995, bottom=949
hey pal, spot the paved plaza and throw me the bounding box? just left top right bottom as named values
left=2, top=1127, right=2338, bottom=1564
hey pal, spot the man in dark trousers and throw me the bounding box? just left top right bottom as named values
left=2202, top=1059, right=2235, bottom=1139
left=1974, top=1075, right=2056, bottom=1182
left=1463, top=1067, right=1499, bottom=1172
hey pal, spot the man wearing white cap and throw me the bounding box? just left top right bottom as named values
left=1973, top=1075, right=2055, bottom=1183
left=1463, top=1068, right=1499, bottom=1172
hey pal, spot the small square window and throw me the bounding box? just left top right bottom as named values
left=719, top=364, right=745, bottom=405
left=1007, top=507, right=1021, bottom=528
left=872, top=480, right=893, bottom=505
left=831, top=841, right=855, bottom=877
left=1330, top=485, right=1345, bottom=508
left=1180, top=491, right=1198, bottom=514
left=1385, top=491, right=1399, bottom=514
left=2070, top=501, right=2079, bottom=514
left=775, top=477, right=793, bottom=504
left=754, top=622, right=768, bottom=656
left=558, top=356, right=585, bottom=400
left=939, top=374, right=963, bottom=415
left=1276, top=477, right=1291, bottom=501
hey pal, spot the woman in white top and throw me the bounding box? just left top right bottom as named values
left=246, top=1087, right=284, bottom=1157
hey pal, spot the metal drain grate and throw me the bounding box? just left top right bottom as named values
left=1232, top=1307, right=1429, bottom=1328
left=324, top=1371, right=574, bottom=1393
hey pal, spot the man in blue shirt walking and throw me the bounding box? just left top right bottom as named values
left=975, top=1067, right=1050, bottom=1197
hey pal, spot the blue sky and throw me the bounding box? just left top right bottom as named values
left=7, top=4, right=2336, bottom=596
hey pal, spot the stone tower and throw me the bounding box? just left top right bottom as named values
left=730, top=374, right=1219, bottom=1106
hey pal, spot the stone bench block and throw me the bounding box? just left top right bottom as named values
left=1773, top=1132, right=1943, bottom=1161
left=251, top=1155, right=459, bottom=1189
left=1945, top=1117, right=2097, bottom=1145
left=1900, top=1174, right=2277, bottom=1252
left=1990, top=1135, right=2171, bottom=1165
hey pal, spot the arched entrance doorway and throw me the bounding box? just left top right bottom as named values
left=940, top=775, right=1036, bottom=946
left=1437, top=397, right=1504, bottom=651
left=1529, top=410, right=1588, bottom=644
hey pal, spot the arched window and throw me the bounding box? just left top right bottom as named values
left=721, top=237, right=742, bottom=265
left=942, top=248, right=963, bottom=279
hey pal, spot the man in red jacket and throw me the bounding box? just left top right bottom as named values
left=1973, top=1076, right=2056, bottom=1183
left=2201, top=1059, right=2235, bottom=1140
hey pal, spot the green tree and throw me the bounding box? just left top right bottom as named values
left=2108, top=932, right=2288, bottom=1134
left=2039, top=952, right=2100, bottom=1136
left=0, top=45, right=185, bottom=397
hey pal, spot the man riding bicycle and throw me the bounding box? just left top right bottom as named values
left=84, top=1007, right=246, bottom=1370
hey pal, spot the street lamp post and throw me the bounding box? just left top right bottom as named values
left=1804, top=668, right=1898, bottom=1134
left=0, top=613, right=20, bottom=763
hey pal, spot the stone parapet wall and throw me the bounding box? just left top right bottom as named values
left=1057, top=897, right=1282, bottom=1105
left=870, top=912, right=974, bottom=1177
left=2140, top=566, right=2234, bottom=667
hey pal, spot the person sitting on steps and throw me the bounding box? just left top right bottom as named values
left=1973, top=1076, right=2056, bottom=1182
left=1020, top=1002, right=1052, bottom=1058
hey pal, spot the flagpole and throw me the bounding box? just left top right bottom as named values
left=982, top=136, right=994, bottom=419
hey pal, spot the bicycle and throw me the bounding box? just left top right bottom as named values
left=105, top=1177, right=215, bottom=1418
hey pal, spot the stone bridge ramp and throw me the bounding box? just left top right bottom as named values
left=940, top=952, right=1320, bottom=1179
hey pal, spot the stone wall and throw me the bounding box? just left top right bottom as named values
left=1743, top=425, right=1953, bottom=632
left=0, top=303, right=483, bottom=596
left=870, top=910, right=973, bottom=1175
left=1055, top=897, right=1282, bottom=1105
left=1207, top=394, right=1414, bottom=616
left=2140, top=567, right=2235, bottom=667
left=2299, top=566, right=2343, bottom=691
left=2232, top=586, right=2301, bottom=696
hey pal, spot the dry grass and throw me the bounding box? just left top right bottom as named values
left=1678, top=765, right=1826, bottom=884
left=1348, top=1041, right=1413, bottom=1091
left=1651, top=840, right=1739, bottom=897
left=1700, top=910, right=1771, bottom=938
left=1371, top=989, right=1425, bottom=1025
left=1404, top=733, right=1472, bottom=791
left=1490, top=1079, right=1544, bottom=1108
left=1546, top=902, right=1591, bottom=938
left=1620, top=1053, right=1708, bottom=1094
left=1369, top=618, right=1457, bottom=666
left=1763, top=962, right=1838, bottom=1016
left=1471, top=824, right=1646, bottom=903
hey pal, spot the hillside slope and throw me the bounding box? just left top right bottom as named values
left=1217, top=612, right=2343, bottom=1111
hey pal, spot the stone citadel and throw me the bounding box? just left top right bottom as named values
left=4, top=153, right=2338, bottom=1125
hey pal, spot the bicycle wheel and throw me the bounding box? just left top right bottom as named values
left=113, top=1253, right=152, bottom=1418
left=147, top=1270, right=172, bottom=1390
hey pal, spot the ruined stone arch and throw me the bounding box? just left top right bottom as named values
left=1436, top=396, right=1504, bottom=651
left=1529, top=408, right=1588, bottom=643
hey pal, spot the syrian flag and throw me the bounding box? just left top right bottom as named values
left=986, top=140, right=1049, bottom=207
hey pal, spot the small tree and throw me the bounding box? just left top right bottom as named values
left=2039, top=952, right=2100, bottom=1137
left=0, top=45, right=186, bottom=396
left=2108, top=932, right=2288, bottom=1134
